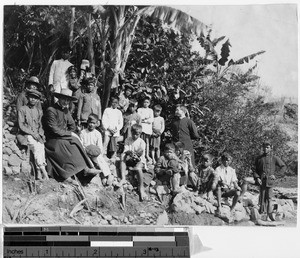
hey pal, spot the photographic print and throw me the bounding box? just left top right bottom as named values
left=2, top=4, right=297, bottom=227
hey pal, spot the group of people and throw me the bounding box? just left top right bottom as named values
left=15, top=46, right=286, bottom=220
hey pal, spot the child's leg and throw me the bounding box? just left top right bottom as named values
left=171, top=173, right=181, bottom=192
left=145, top=135, right=151, bottom=161
left=103, top=134, right=110, bottom=156
left=150, top=146, right=155, bottom=164
left=216, top=186, right=222, bottom=212
left=155, top=148, right=160, bottom=163
left=135, top=163, right=147, bottom=200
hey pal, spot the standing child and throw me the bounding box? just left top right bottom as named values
left=77, top=77, right=102, bottom=128
left=118, top=84, right=134, bottom=113
left=102, top=96, right=123, bottom=159
left=137, top=96, right=154, bottom=162
left=198, top=154, right=217, bottom=200
left=150, top=105, right=165, bottom=164
left=120, top=124, right=149, bottom=201
left=122, top=100, right=141, bottom=140
left=17, top=89, right=49, bottom=180
left=79, top=114, right=111, bottom=181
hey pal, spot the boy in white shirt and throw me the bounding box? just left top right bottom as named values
left=213, top=153, right=242, bottom=214
left=137, top=96, right=154, bottom=162
left=102, top=96, right=123, bottom=159
left=120, top=124, right=149, bottom=201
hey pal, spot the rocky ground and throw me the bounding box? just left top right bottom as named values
left=2, top=96, right=298, bottom=227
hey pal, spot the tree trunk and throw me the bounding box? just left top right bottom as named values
left=69, top=7, right=75, bottom=48
left=87, top=13, right=95, bottom=75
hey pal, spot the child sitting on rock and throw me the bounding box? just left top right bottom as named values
left=198, top=153, right=217, bottom=201
left=17, top=89, right=49, bottom=180
left=122, top=99, right=141, bottom=140
left=120, top=124, right=150, bottom=201
left=154, top=143, right=182, bottom=194
left=174, top=141, right=199, bottom=191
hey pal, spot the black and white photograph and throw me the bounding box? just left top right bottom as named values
left=2, top=2, right=298, bottom=233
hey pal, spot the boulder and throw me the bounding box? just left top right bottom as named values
left=3, top=147, right=13, bottom=156
left=104, top=215, right=112, bottom=221
left=171, top=191, right=196, bottom=214
left=156, top=211, right=169, bottom=225
left=217, top=206, right=233, bottom=223
left=250, top=207, right=261, bottom=222
left=12, top=166, right=21, bottom=175
left=128, top=215, right=134, bottom=222
left=5, top=133, right=16, bottom=141
left=100, top=220, right=109, bottom=225
left=2, top=154, right=9, bottom=161
left=21, top=161, right=32, bottom=175
left=3, top=166, right=13, bottom=176
left=110, top=219, right=118, bottom=225
left=192, top=204, right=206, bottom=215
left=144, top=219, right=151, bottom=225
left=8, top=154, right=22, bottom=167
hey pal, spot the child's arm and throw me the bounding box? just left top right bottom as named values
left=160, top=117, right=165, bottom=134
left=18, top=108, right=37, bottom=137
left=117, top=110, right=124, bottom=132
left=97, top=96, right=102, bottom=120
left=101, top=108, right=109, bottom=131
left=77, top=95, right=84, bottom=123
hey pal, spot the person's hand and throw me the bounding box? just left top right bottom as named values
left=257, top=178, right=262, bottom=185
left=71, top=132, right=80, bottom=140
left=269, top=175, right=276, bottom=180
left=49, top=84, right=54, bottom=92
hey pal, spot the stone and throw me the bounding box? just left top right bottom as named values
left=109, top=164, right=117, bottom=177
left=12, top=166, right=21, bottom=175
left=193, top=205, right=206, bottom=215
left=90, top=175, right=103, bottom=187
left=104, top=215, right=112, bottom=221
left=100, top=220, right=109, bottom=225
left=7, top=121, right=15, bottom=126
left=110, top=219, right=118, bottom=225
left=5, top=133, right=16, bottom=141
left=3, top=147, right=13, bottom=156
left=21, top=161, right=32, bottom=174
left=123, top=217, right=129, bottom=223
left=3, top=124, right=9, bottom=130
left=150, top=180, right=156, bottom=186
left=106, top=175, right=114, bottom=186
left=156, top=211, right=169, bottom=225
left=156, top=185, right=170, bottom=195
left=2, top=160, right=8, bottom=167
left=126, top=184, right=133, bottom=191
left=250, top=207, right=261, bottom=222
left=140, top=212, right=146, bottom=218
left=144, top=219, right=151, bottom=225
left=8, top=154, right=22, bottom=167
left=149, top=187, right=156, bottom=194
left=2, top=154, right=9, bottom=161
left=172, top=192, right=196, bottom=214
left=128, top=215, right=134, bottom=222
left=3, top=166, right=13, bottom=176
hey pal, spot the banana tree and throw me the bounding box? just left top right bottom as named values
left=90, top=5, right=209, bottom=110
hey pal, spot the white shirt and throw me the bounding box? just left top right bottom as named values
left=214, top=165, right=238, bottom=189
left=79, top=128, right=103, bottom=152
left=102, top=107, right=123, bottom=136
left=49, top=59, right=73, bottom=92
left=137, top=107, right=154, bottom=135
left=123, top=137, right=146, bottom=165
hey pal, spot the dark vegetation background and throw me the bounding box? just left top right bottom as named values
left=3, top=5, right=298, bottom=180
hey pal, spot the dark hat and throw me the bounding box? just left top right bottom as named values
left=67, top=65, right=77, bottom=73
left=262, top=140, right=272, bottom=147
left=221, top=152, right=232, bottom=160
left=26, top=76, right=40, bottom=87
left=85, top=145, right=101, bottom=157
left=53, top=89, right=77, bottom=102
left=87, top=114, right=99, bottom=123
left=26, top=89, right=42, bottom=99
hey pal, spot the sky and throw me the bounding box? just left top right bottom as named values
left=174, top=4, right=298, bottom=100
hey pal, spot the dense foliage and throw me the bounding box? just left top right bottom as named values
left=3, top=6, right=297, bottom=177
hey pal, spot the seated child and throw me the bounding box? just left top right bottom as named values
left=150, top=105, right=165, bottom=164
left=174, top=141, right=198, bottom=190
left=122, top=100, right=141, bottom=140
left=198, top=154, right=217, bottom=200
left=102, top=96, right=123, bottom=159
left=17, top=89, right=49, bottom=180
left=154, top=143, right=182, bottom=194
left=120, top=124, right=150, bottom=201
left=77, top=77, right=101, bottom=128
left=212, top=153, right=242, bottom=214
left=16, top=76, right=43, bottom=112
left=79, top=114, right=111, bottom=178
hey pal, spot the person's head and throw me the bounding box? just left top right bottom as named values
left=131, top=124, right=142, bottom=140
left=262, top=141, right=272, bottom=155
left=128, top=100, right=138, bottom=113
left=153, top=104, right=162, bottom=117
left=25, top=76, right=40, bottom=91
left=110, top=96, right=119, bottom=109
left=124, top=84, right=134, bottom=98
left=53, top=89, right=77, bottom=109
left=202, top=153, right=214, bottom=168
left=174, top=141, right=185, bottom=156
left=86, top=77, right=96, bottom=93
left=221, top=152, right=232, bottom=167
left=175, top=104, right=187, bottom=118
left=142, top=96, right=151, bottom=108
left=61, top=46, right=71, bottom=60
left=87, top=114, right=99, bottom=131
left=26, top=89, right=42, bottom=106
left=68, top=66, right=77, bottom=79
left=164, top=143, right=176, bottom=160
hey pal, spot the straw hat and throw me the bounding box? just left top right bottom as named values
left=53, top=89, right=77, bottom=101
left=80, top=59, right=90, bottom=70
left=26, top=76, right=41, bottom=87
left=26, top=89, right=42, bottom=99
